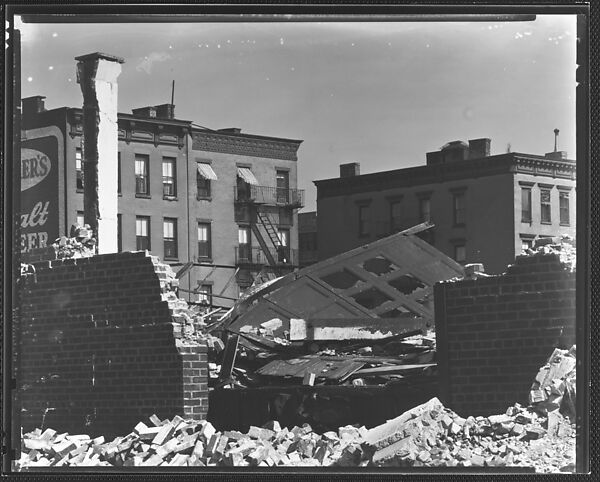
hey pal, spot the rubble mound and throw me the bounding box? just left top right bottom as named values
left=522, top=235, right=576, bottom=271
left=16, top=346, right=577, bottom=472
left=52, top=224, right=97, bottom=259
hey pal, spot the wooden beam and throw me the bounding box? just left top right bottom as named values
left=289, top=318, right=425, bottom=341
left=353, top=363, right=436, bottom=377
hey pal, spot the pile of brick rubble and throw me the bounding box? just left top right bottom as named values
left=522, top=235, right=576, bottom=272
left=16, top=346, right=576, bottom=472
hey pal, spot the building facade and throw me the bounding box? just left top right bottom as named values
left=314, top=138, right=576, bottom=274
left=21, top=96, right=304, bottom=307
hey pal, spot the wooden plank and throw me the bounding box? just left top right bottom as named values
left=218, top=333, right=240, bottom=382
left=289, top=318, right=425, bottom=341
left=353, top=363, right=436, bottom=377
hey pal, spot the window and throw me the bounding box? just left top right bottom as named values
left=521, top=187, right=532, bottom=223
left=76, top=211, right=84, bottom=227
left=419, top=197, right=431, bottom=223
left=76, top=147, right=84, bottom=190
left=117, top=153, right=122, bottom=194
left=453, top=191, right=466, bottom=226
left=276, top=170, right=290, bottom=204
left=197, top=222, right=212, bottom=259
left=162, top=157, right=176, bottom=197
left=358, top=204, right=370, bottom=236
left=559, top=191, right=570, bottom=225
left=389, top=200, right=403, bottom=232
left=135, top=154, right=149, bottom=195
left=197, top=285, right=212, bottom=306
left=277, top=228, right=290, bottom=263
left=454, top=244, right=466, bottom=263
left=540, top=188, right=552, bottom=223
left=163, top=218, right=178, bottom=259
left=521, top=237, right=534, bottom=252
left=117, top=214, right=122, bottom=252
left=238, top=226, right=251, bottom=261
left=136, top=216, right=150, bottom=251
left=197, top=168, right=211, bottom=198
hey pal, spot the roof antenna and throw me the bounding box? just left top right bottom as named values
left=170, top=80, right=175, bottom=118
left=553, top=128, right=559, bottom=152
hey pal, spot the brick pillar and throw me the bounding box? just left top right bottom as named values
left=75, top=52, right=124, bottom=254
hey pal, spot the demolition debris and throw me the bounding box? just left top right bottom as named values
left=17, top=346, right=576, bottom=472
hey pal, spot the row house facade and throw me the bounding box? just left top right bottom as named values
left=20, top=95, right=304, bottom=307
left=314, top=138, right=576, bottom=274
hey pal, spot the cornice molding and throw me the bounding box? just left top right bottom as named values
left=192, top=131, right=300, bottom=161
left=316, top=154, right=577, bottom=199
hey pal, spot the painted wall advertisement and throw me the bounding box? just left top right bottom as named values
left=20, top=133, right=60, bottom=252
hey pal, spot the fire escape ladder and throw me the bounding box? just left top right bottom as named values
left=256, top=211, right=283, bottom=250
left=250, top=223, right=278, bottom=268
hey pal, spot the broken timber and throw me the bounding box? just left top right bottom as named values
left=225, top=224, right=464, bottom=338
left=289, top=318, right=425, bottom=341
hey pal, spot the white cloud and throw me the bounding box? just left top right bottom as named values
left=135, top=51, right=171, bottom=74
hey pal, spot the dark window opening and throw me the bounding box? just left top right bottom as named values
left=453, top=192, right=466, bottom=226
left=136, top=216, right=150, bottom=251
left=320, top=269, right=362, bottom=290
left=76, top=147, right=84, bottom=190
left=559, top=191, right=570, bottom=225
left=521, top=187, right=532, bottom=223
left=358, top=205, right=370, bottom=236
left=540, top=188, right=551, bottom=223
left=197, top=222, right=212, bottom=259
left=163, top=218, right=178, bottom=259
left=135, top=154, right=149, bottom=195
left=388, top=274, right=426, bottom=295
left=351, top=287, right=393, bottom=309
left=162, top=157, right=176, bottom=197
left=362, top=256, right=397, bottom=276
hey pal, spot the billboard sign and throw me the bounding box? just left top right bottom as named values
left=20, top=128, right=63, bottom=252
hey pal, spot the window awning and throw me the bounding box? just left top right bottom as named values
left=197, top=163, right=218, bottom=181
left=237, top=167, right=259, bottom=186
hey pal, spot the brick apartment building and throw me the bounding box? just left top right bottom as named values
left=313, top=138, right=576, bottom=274
left=20, top=95, right=304, bottom=306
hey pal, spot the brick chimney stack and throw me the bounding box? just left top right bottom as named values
left=75, top=52, right=124, bottom=254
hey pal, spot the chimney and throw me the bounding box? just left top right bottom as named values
left=545, top=128, right=567, bottom=160
left=468, top=138, right=491, bottom=159
left=22, top=95, right=46, bottom=118
left=132, top=106, right=157, bottom=118
left=426, top=150, right=443, bottom=166
left=75, top=52, right=124, bottom=254
left=441, top=141, right=469, bottom=163
left=340, top=162, right=360, bottom=178
left=155, top=103, right=175, bottom=119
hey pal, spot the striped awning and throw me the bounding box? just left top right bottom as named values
left=197, top=163, right=218, bottom=181
left=237, top=167, right=259, bottom=186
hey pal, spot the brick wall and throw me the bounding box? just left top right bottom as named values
left=435, top=253, right=576, bottom=417
left=19, top=251, right=208, bottom=437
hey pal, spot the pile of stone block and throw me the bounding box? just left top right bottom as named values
left=529, top=346, right=576, bottom=419
left=51, top=224, right=97, bottom=259
left=16, top=415, right=369, bottom=468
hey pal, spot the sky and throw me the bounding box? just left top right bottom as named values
left=17, top=15, right=577, bottom=212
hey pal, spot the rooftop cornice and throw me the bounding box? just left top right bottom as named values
left=315, top=153, right=577, bottom=199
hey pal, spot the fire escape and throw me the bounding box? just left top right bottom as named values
left=234, top=167, right=304, bottom=286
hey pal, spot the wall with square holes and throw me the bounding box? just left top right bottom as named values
left=434, top=253, right=576, bottom=417
left=18, top=251, right=208, bottom=437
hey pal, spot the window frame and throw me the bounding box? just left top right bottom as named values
left=389, top=199, right=403, bottom=233
left=451, top=189, right=466, bottom=227
left=197, top=163, right=212, bottom=199
left=163, top=217, right=178, bottom=259
left=135, top=154, right=150, bottom=197
left=521, top=186, right=532, bottom=223
left=162, top=157, right=177, bottom=198
left=540, top=187, right=552, bottom=224
left=197, top=284, right=213, bottom=306
left=559, top=190, right=570, bottom=226
left=453, top=244, right=467, bottom=263
left=135, top=216, right=151, bottom=251
left=197, top=222, right=212, bottom=260
left=356, top=200, right=371, bottom=238
left=276, top=169, right=290, bottom=204
left=75, top=147, right=84, bottom=191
